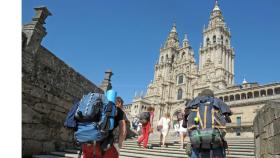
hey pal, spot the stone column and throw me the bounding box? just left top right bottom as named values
left=225, top=52, right=228, bottom=71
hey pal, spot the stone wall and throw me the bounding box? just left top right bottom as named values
left=253, top=101, right=280, bottom=158
left=22, top=6, right=109, bottom=157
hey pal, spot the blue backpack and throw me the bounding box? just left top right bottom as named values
left=64, top=99, right=80, bottom=129
left=74, top=92, right=117, bottom=143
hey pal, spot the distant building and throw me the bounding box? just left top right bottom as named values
left=130, top=1, right=280, bottom=137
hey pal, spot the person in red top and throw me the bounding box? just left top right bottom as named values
left=137, top=106, right=154, bottom=149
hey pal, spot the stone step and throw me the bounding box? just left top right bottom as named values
left=122, top=145, right=255, bottom=154
left=32, top=137, right=256, bottom=158
left=33, top=155, right=64, bottom=158
left=119, top=149, right=255, bottom=158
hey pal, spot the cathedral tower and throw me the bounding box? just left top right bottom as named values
left=198, top=0, right=235, bottom=90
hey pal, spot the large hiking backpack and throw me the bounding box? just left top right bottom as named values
left=64, top=99, right=79, bottom=129
left=73, top=92, right=117, bottom=143
left=139, top=112, right=150, bottom=125
left=186, top=96, right=228, bottom=150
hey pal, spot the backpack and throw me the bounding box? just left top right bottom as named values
left=64, top=99, right=79, bottom=129
left=74, top=92, right=117, bottom=143
left=139, top=112, right=150, bottom=125
left=186, top=96, right=227, bottom=150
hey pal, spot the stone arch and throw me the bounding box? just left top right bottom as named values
left=171, top=54, right=175, bottom=63
left=166, top=54, right=169, bottom=61
left=267, top=89, right=273, bottom=96
left=247, top=92, right=253, bottom=99
left=241, top=93, right=246, bottom=99
left=206, top=37, right=210, bottom=45
left=254, top=91, right=260, bottom=98
left=224, top=96, right=229, bottom=102
left=235, top=94, right=240, bottom=100
left=213, top=35, right=216, bottom=44
left=230, top=95, right=234, bottom=101
left=221, top=35, right=224, bottom=44
left=181, top=52, right=185, bottom=59
left=260, top=90, right=266, bottom=96
left=275, top=87, right=280, bottom=94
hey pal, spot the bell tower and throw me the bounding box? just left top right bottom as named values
left=198, top=0, right=235, bottom=89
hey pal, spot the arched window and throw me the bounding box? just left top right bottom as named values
left=267, top=89, right=273, bottom=96
left=213, top=35, right=216, bottom=44
left=171, top=54, right=175, bottom=63
left=260, top=90, right=266, bottom=96
left=230, top=95, right=234, bottom=101
left=219, top=97, right=223, bottom=101
left=177, top=88, right=183, bottom=100
left=181, top=52, right=185, bottom=58
left=221, top=35, right=224, bottom=45
left=275, top=87, right=280, bottom=94
left=235, top=94, right=240, bottom=100
left=247, top=92, right=253, bottom=99
left=226, top=39, right=229, bottom=45
left=177, top=74, right=184, bottom=84
left=254, top=91, right=260, bottom=98
left=166, top=54, right=168, bottom=61
left=224, top=96, right=229, bottom=102
left=206, top=38, right=210, bottom=45
left=241, top=93, right=246, bottom=99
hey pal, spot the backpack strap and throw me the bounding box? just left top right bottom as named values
left=196, top=107, right=203, bottom=129
left=203, top=105, right=208, bottom=129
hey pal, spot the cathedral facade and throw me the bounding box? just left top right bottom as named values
left=129, top=1, right=280, bottom=137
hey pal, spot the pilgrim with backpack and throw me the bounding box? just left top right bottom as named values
left=64, top=89, right=119, bottom=158
left=183, top=89, right=232, bottom=158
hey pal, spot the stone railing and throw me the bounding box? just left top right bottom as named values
left=253, top=101, right=280, bottom=158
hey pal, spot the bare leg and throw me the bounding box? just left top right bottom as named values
left=162, top=134, right=166, bottom=147
left=160, top=133, right=163, bottom=146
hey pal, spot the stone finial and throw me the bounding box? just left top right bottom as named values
left=33, top=6, right=52, bottom=24
left=100, top=69, right=113, bottom=92
left=22, top=6, right=52, bottom=53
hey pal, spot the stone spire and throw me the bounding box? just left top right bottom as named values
left=182, top=33, right=190, bottom=48
left=213, top=0, right=220, bottom=11
left=208, top=0, right=225, bottom=28
left=164, top=23, right=179, bottom=49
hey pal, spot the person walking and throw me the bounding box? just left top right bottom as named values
left=81, top=92, right=127, bottom=158
left=158, top=113, right=171, bottom=148
left=177, top=108, right=188, bottom=149
left=137, top=111, right=151, bottom=149
left=185, top=89, right=232, bottom=158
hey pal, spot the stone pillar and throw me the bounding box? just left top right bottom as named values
left=22, top=6, right=52, bottom=53
left=100, top=69, right=113, bottom=92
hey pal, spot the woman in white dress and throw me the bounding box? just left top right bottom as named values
left=157, top=113, right=171, bottom=148
left=177, top=109, right=187, bottom=149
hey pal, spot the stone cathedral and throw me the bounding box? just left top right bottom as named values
left=128, top=1, right=280, bottom=137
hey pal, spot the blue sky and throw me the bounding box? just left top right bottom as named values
left=22, top=0, right=280, bottom=104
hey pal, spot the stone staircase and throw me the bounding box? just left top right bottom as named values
left=33, top=135, right=255, bottom=158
